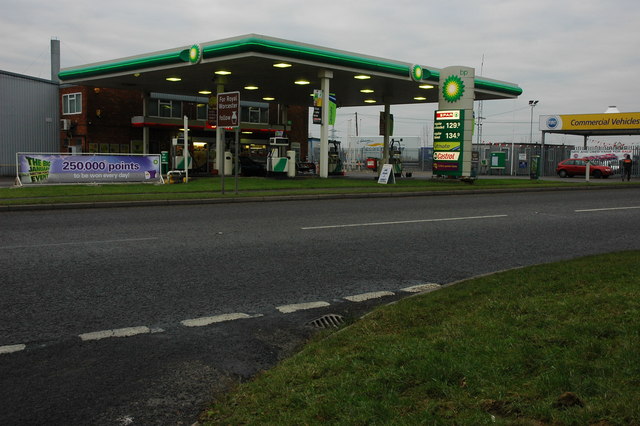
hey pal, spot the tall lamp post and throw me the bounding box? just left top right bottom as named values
left=529, top=100, right=539, bottom=178
left=529, top=100, right=539, bottom=144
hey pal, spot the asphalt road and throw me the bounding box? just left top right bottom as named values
left=1, top=188, right=639, bottom=425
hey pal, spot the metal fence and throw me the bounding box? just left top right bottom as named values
left=338, top=144, right=640, bottom=177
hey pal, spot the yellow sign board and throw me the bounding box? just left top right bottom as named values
left=434, top=142, right=461, bottom=151
left=540, top=112, right=640, bottom=131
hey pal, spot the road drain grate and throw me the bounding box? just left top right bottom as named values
left=306, top=314, right=345, bottom=329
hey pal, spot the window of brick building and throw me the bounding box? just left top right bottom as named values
left=63, top=93, right=82, bottom=115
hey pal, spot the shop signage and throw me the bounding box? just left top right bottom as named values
left=17, top=153, right=162, bottom=185
left=313, top=89, right=323, bottom=124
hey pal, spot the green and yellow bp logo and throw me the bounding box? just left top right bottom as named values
left=442, top=74, right=465, bottom=103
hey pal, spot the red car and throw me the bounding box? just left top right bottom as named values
left=556, top=159, right=612, bottom=178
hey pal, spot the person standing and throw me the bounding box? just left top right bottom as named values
left=621, top=154, right=633, bottom=181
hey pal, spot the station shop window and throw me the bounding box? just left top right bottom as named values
left=196, top=103, right=208, bottom=120
left=62, top=93, right=82, bottom=115
left=241, top=106, right=269, bottom=124
left=148, top=99, right=182, bottom=118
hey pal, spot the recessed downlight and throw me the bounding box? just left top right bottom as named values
left=294, top=80, right=310, bottom=85
left=419, top=84, right=434, bottom=89
left=244, top=85, right=259, bottom=90
left=364, top=99, right=377, bottom=103
left=214, top=70, right=232, bottom=75
left=198, top=90, right=212, bottom=95
left=414, top=96, right=427, bottom=101
left=354, top=74, right=371, bottom=80
left=166, top=77, right=181, bottom=82
left=273, top=62, right=292, bottom=68
left=360, top=89, right=374, bottom=93
left=263, top=96, right=275, bottom=101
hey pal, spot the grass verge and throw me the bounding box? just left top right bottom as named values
left=200, top=251, right=640, bottom=425
left=0, top=176, right=628, bottom=206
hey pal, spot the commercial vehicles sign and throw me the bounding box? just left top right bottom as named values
left=539, top=112, right=640, bottom=131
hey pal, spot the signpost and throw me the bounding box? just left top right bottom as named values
left=217, top=91, right=241, bottom=194
left=433, top=109, right=465, bottom=176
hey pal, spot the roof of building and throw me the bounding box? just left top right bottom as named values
left=59, top=34, right=522, bottom=107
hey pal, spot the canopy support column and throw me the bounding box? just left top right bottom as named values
left=382, top=101, right=391, bottom=167
left=319, top=70, right=333, bottom=178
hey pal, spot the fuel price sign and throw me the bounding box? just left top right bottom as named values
left=433, top=109, right=465, bottom=176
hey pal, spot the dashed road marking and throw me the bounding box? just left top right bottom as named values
left=7, top=282, right=445, bottom=354
left=0, top=237, right=159, bottom=251
left=401, top=283, right=442, bottom=293
left=0, top=344, right=26, bottom=355
left=276, top=301, right=330, bottom=314
left=344, top=291, right=395, bottom=302
left=575, top=206, right=640, bottom=213
left=79, top=326, right=152, bottom=342
left=181, top=313, right=262, bottom=327
left=301, top=215, right=508, bottom=230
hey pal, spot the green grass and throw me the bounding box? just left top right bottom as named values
left=0, top=175, right=626, bottom=206
left=200, top=251, right=640, bottom=425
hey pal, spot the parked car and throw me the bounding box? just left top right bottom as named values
left=238, top=156, right=266, bottom=177
left=556, top=159, right=612, bottom=178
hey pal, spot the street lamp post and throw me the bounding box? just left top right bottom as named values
left=529, top=100, right=540, bottom=178
left=529, top=100, right=539, bottom=145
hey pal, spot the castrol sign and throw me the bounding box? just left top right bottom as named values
left=434, top=151, right=460, bottom=161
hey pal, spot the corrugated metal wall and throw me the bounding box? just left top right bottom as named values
left=0, top=71, right=59, bottom=176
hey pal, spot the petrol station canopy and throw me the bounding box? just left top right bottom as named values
left=59, top=34, right=522, bottom=107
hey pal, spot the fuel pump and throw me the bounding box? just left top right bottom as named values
left=171, top=137, right=193, bottom=171
left=267, top=137, right=296, bottom=177
left=328, top=140, right=344, bottom=175
left=389, top=138, right=403, bottom=177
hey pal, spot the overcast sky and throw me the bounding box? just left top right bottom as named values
left=2, top=0, right=639, bottom=146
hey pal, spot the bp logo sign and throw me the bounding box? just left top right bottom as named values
left=189, top=44, right=201, bottom=64
left=442, top=74, right=465, bottom=103
left=410, top=64, right=423, bottom=82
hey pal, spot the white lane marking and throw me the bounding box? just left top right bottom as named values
left=575, top=206, right=640, bottom=213
left=401, top=283, right=442, bottom=293
left=301, top=214, right=508, bottom=230
left=79, top=326, right=151, bottom=342
left=344, top=291, right=395, bottom=302
left=276, top=301, right=330, bottom=314
left=0, top=344, right=26, bottom=355
left=181, top=313, right=262, bottom=327
left=0, top=237, right=158, bottom=250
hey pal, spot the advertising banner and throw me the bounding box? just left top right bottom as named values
left=17, top=153, right=162, bottom=185
left=569, top=150, right=632, bottom=162
left=540, top=113, right=640, bottom=132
